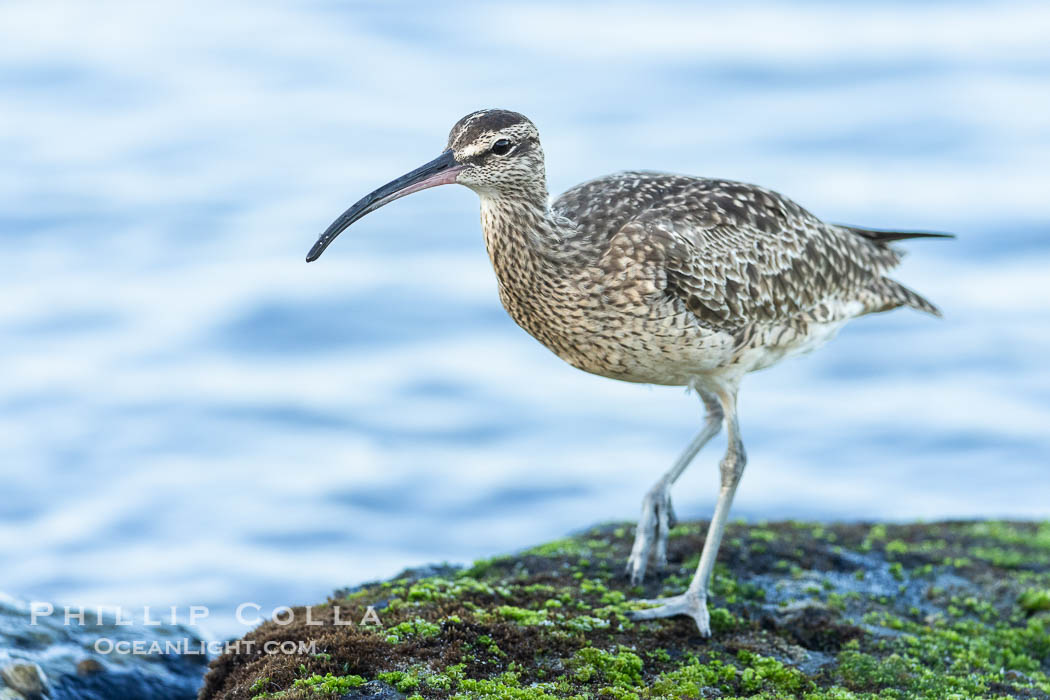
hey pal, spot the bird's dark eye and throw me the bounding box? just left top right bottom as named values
left=490, top=139, right=512, bottom=156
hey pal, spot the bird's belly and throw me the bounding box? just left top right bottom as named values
left=506, top=288, right=858, bottom=386
left=564, top=336, right=735, bottom=386
left=732, top=316, right=852, bottom=374
left=518, top=303, right=739, bottom=386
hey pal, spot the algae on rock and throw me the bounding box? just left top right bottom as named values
left=199, top=520, right=1050, bottom=699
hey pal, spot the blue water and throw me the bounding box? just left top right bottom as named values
left=1, top=1, right=1048, bottom=639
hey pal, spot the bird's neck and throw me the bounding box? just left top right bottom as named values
left=478, top=188, right=578, bottom=271
left=478, top=188, right=589, bottom=354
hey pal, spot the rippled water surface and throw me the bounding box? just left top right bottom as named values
left=1, top=1, right=1048, bottom=637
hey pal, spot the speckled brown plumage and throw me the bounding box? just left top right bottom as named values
left=440, top=110, right=944, bottom=386
left=558, top=172, right=940, bottom=326
left=309, top=108, right=950, bottom=636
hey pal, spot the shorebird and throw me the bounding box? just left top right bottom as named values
left=306, top=109, right=949, bottom=636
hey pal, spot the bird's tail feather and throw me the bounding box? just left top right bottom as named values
left=843, top=225, right=956, bottom=243
left=874, top=278, right=942, bottom=317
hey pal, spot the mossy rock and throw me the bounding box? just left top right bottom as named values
left=200, top=520, right=1050, bottom=699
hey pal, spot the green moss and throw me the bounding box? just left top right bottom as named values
left=562, top=614, right=610, bottom=632
left=836, top=648, right=916, bottom=693
left=248, top=676, right=271, bottom=698
left=750, top=528, right=778, bottom=542
left=377, top=670, right=422, bottom=692
left=736, top=649, right=811, bottom=695
left=424, top=672, right=453, bottom=691
left=452, top=676, right=571, bottom=699
left=497, top=605, right=548, bottom=625
left=709, top=607, right=736, bottom=634
left=204, top=519, right=1050, bottom=700
left=569, top=646, right=643, bottom=688
left=1019, top=588, right=1050, bottom=613
left=524, top=538, right=586, bottom=558
left=474, top=634, right=507, bottom=658
left=667, top=524, right=696, bottom=539
left=291, top=673, right=366, bottom=694
left=649, top=656, right=737, bottom=697
left=965, top=521, right=1050, bottom=550
left=647, top=648, right=671, bottom=663
left=843, top=608, right=1050, bottom=696
left=384, top=617, right=442, bottom=643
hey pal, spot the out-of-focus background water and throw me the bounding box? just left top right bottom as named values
left=1, top=1, right=1048, bottom=639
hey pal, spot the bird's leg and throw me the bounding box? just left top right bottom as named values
left=625, top=390, right=723, bottom=584
left=628, top=383, right=745, bottom=637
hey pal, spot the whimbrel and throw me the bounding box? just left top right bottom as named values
left=306, top=109, right=949, bottom=636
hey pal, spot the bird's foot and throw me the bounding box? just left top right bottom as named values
left=626, top=591, right=710, bottom=637
left=625, top=482, right=676, bottom=584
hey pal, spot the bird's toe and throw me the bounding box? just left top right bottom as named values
left=625, top=556, right=647, bottom=586
left=626, top=592, right=711, bottom=636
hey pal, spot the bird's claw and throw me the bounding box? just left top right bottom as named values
left=627, top=592, right=711, bottom=637
left=625, top=482, right=675, bottom=584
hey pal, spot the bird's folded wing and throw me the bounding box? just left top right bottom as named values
left=620, top=185, right=903, bottom=332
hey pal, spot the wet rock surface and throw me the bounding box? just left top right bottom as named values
left=199, top=520, right=1050, bottom=699
left=0, top=663, right=48, bottom=698
left=0, top=593, right=210, bottom=700
left=339, top=680, right=405, bottom=699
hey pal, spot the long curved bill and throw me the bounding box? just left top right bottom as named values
left=306, top=150, right=463, bottom=262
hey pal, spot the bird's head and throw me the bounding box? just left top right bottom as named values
left=445, top=109, right=545, bottom=194
left=307, top=109, right=545, bottom=262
